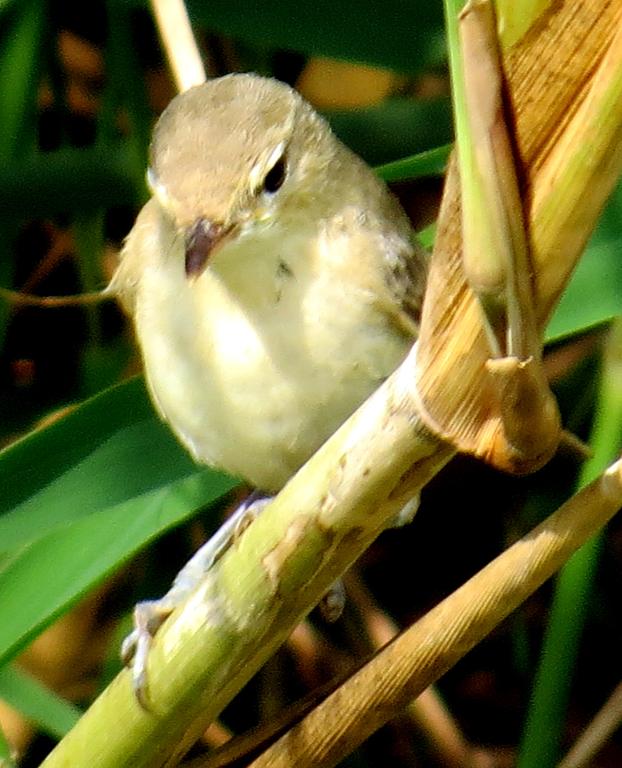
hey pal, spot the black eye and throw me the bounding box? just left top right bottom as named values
left=262, top=156, right=287, bottom=193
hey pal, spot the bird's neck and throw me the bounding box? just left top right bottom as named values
left=204, top=219, right=318, bottom=308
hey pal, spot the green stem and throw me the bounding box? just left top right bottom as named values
left=0, top=0, right=45, bottom=161
left=0, top=0, right=46, bottom=348
left=443, top=0, right=468, bottom=146
left=518, top=319, right=622, bottom=767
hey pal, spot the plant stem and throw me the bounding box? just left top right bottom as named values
left=517, top=319, right=622, bottom=767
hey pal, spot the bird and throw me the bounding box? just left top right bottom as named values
left=112, top=72, right=426, bottom=492
left=111, top=72, right=427, bottom=700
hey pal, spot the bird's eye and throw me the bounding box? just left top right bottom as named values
left=262, top=155, right=287, bottom=193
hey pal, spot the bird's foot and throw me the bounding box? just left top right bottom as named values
left=317, top=495, right=419, bottom=624
left=121, top=491, right=270, bottom=708
left=319, top=579, right=346, bottom=623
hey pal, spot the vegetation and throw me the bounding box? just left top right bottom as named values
left=0, top=1, right=621, bottom=766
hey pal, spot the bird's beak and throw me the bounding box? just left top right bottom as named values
left=184, top=218, right=234, bottom=277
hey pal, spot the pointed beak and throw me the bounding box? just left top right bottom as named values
left=184, top=218, right=234, bottom=277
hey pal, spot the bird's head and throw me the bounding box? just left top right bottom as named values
left=148, top=73, right=338, bottom=278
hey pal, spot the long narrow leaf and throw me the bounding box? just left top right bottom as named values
left=0, top=377, right=200, bottom=553
left=0, top=470, right=236, bottom=666
left=0, top=664, right=81, bottom=739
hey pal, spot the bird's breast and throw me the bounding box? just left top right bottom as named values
left=135, top=224, right=411, bottom=491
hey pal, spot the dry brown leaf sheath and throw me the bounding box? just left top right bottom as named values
left=415, top=0, right=622, bottom=473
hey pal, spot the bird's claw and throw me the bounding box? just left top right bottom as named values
left=319, top=579, right=346, bottom=623
left=121, top=493, right=271, bottom=707
left=121, top=599, right=177, bottom=709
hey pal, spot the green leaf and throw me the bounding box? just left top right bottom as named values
left=0, top=0, right=45, bottom=161
left=0, top=377, right=195, bottom=553
left=546, top=181, right=622, bottom=341
left=326, top=98, right=453, bottom=166
left=0, top=471, right=236, bottom=666
left=546, top=237, right=622, bottom=340
left=0, top=664, right=82, bottom=739
left=376, top=144, right=451, bottom=182
left=186, top=0, right=446, bottom=75
left=0, top=376, right=238, bottom=664
left=0, top=145, right=143, bottom=217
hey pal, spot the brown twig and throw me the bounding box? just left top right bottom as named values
left=150, top=0, right=206, bottom=92
left=247, top=458, right=622, bottom=768
left=557, top=681, right=622, bottom=768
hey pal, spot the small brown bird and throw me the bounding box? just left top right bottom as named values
left=112, top=73, right=427, bottom=492
left=112, top=73, right=427, bottom=699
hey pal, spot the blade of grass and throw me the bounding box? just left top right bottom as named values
left=326, top=98, right=453, bottom=166
left=546, top=181, right=622, bottom=342
left=0, top=146, right=143, bottom=216
left=0, top=0, right=44, bottom=161
left=0, top=377, right=195, bottom=552
left=73, top=210, right=130, bottom=397
left=517, top=318, right=622, bottom=767
left=0, top=0, right=45, bottom=349
left=0, top=470, right=236, bottom=667
left=104, top=2, right=151, bottom=192
left=0, top=664, right=82, bottom=740
left=0, top=375, right=237, bottom=666
left=376, top=144, right=451, bottom=183
left=73, top=211, right=106, bottom=343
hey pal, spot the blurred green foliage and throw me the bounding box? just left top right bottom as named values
left=0, top=1, right=620, bottom=765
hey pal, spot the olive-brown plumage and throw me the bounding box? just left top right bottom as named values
left=112, top=73, right=426, bottom=491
